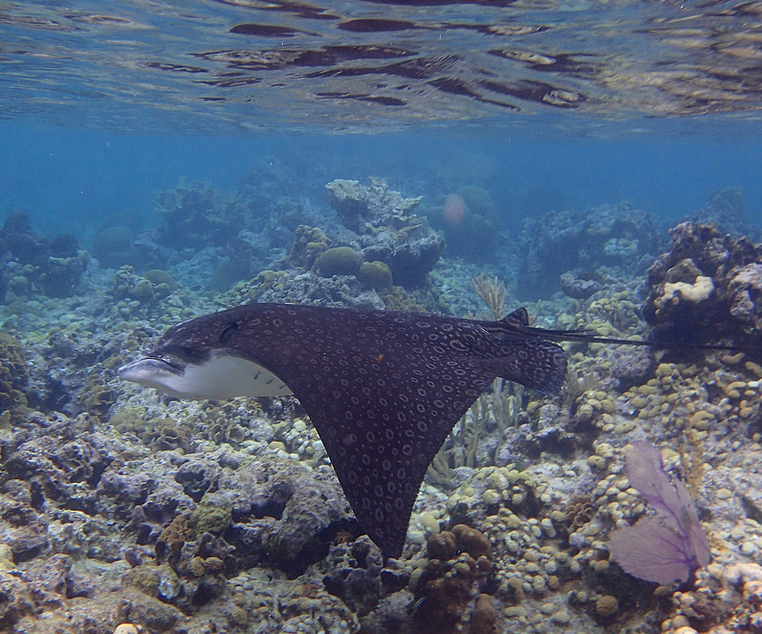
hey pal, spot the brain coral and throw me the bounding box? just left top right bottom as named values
left=356, top=261, right=393, bottom=291
left=314, top=247, right=364, bottom=277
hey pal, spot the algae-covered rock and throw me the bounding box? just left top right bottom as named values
left=204, top=420, right=248, bottom=446
left=125, top=564, right=161, bottom=597
left=314, top=246, right=364, bottom=277
left=223, top=457, right=351, bottom=576
left=643, top=221, right=762, bottom=344
left=0, top=333, right=29, bottom=423
left=560, top=270, right=604, bottom=299
left=82, top=380, right=116, bottom=419
left=190, top=494, right=232, bottom=536
left=141, top=418, right=191, bottom=453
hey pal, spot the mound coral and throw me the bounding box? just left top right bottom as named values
left=356, top=261, right=393, bottom=291
left=91, top=225, right=136, bottom=268
left=314, top=246, right=364, bottom=277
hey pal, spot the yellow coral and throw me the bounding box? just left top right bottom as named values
left=656, top=275, right=714, bottom=308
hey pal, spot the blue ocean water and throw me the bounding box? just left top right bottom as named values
left=2, top=123, right=761, bottom=242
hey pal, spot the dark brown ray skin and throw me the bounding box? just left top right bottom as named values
left=142, top=303, right=567, bottom=557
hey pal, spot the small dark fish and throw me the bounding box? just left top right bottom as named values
left=117, top=302, right=749, bottom=557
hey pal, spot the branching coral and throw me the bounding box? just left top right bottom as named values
left=429, top=380, right=522, bottom=487
left=472, top=274, right=506, bottom=321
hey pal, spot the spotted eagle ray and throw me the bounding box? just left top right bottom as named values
left=117, top=302, right=749, bottom=557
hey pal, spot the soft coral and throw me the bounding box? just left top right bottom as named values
left=608, top=441, right=711, bottom=584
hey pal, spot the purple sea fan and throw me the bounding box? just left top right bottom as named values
left=607, top=441, right=711, bottom=585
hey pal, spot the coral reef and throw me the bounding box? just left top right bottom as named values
left=642, top=221, right=762, bottom=345
left=151, top=161, right=331, bottom=291
left=2, top=175, right=762, bottom=634
left=0, top=211, right=87, bottom=302
left=155, top=180, right=230, bottom=249
left=326, top=177, right=423, bottom=233
left=0, top=333, right=29, bottom=426
left=516, top=202, right=660, bottom=298
left=326, top=177, right=445, bottom=287
left=690, top=187, right=760, bottom=241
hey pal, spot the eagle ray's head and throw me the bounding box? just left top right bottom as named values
left=117, top=316, right=291, bottom=400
